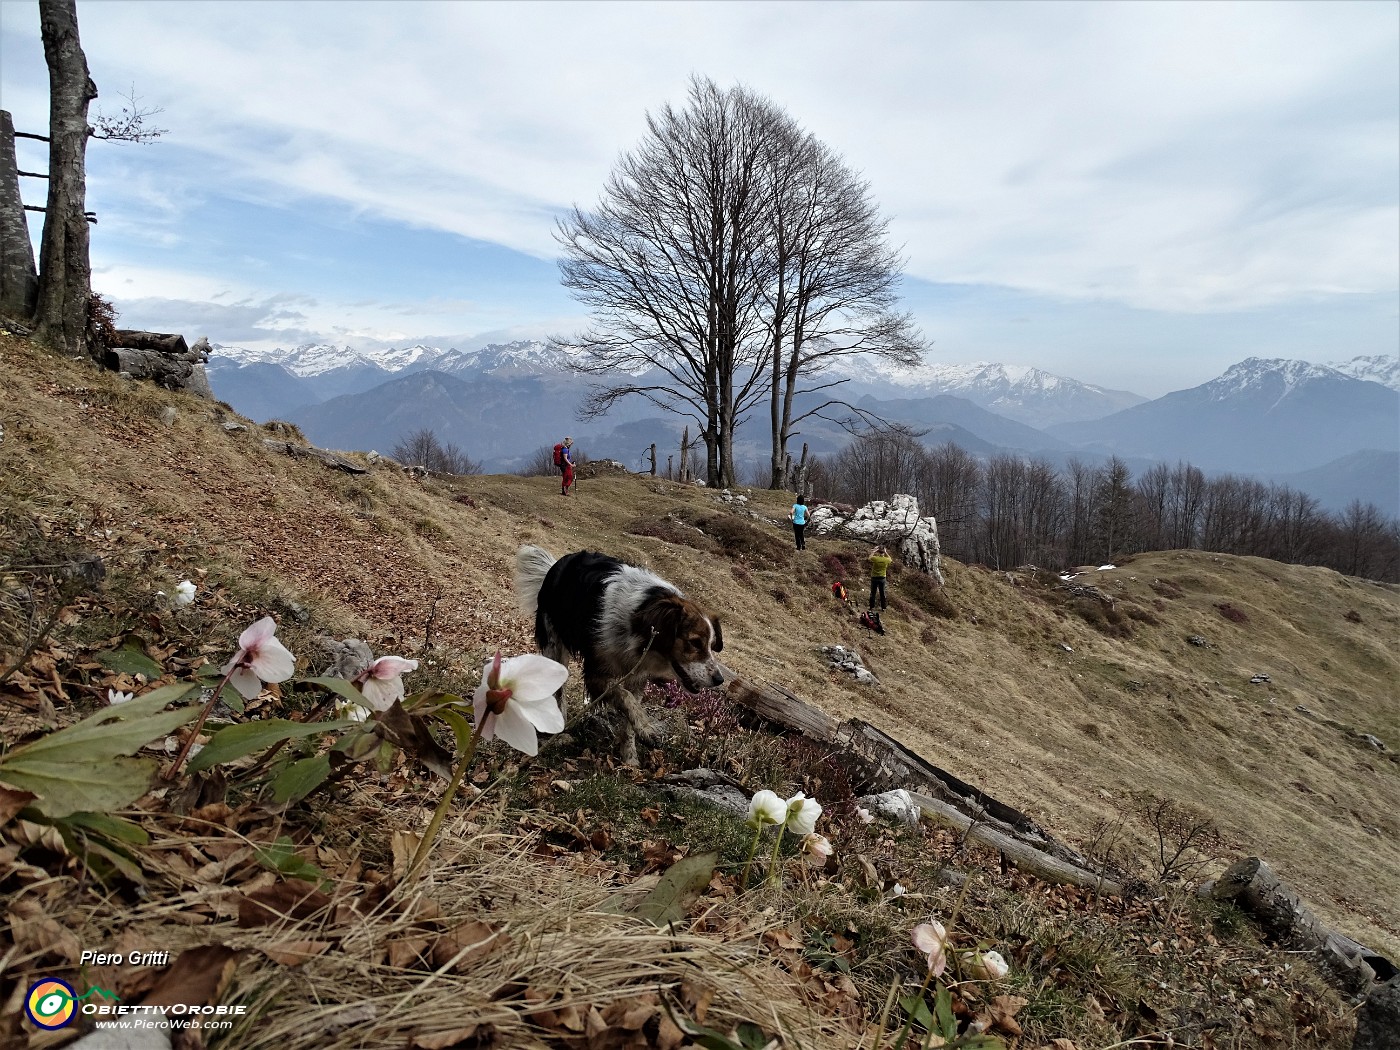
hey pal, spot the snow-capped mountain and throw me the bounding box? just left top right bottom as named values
left=1329, top=354, right=1400, bottom=392
left=1201, top=358, right=1354, bottom=403
left=830, top=358, right=1146, bottom=429
left=1050, top=357, right=1399, bottom=476
left=210, top=342, right=383, bottom=377
left=430, top=340, right=580, bottom=377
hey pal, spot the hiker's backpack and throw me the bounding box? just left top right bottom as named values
left=859, top=610, right=885, bottom=635
left=553, top=443, right=565, bottom=468
left=831, top=581, right=848, bottom=603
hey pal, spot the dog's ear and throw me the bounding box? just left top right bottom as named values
left=710, top=615, right=723, bottom=653
left=634, top=594, right=686, bottom=648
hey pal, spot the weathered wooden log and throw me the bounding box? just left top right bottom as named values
left=910, top=790, right=1124, bottom=895
left=105, top=346, right=213, bottom=398
left=715, top=659, right=1108, bottom=888
left=262, top=439, right=367, bottom=475
left=111, top=329, right=188, bottom=354
left=1208, top=857, right=1394, bottom=992
left=722, top=674, right=840, bottom=742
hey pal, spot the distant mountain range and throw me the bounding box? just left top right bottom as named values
left=205, top=342, right=1399, bottom=514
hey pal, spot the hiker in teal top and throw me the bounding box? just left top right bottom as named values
left=788, top=495, right=809, bottom=550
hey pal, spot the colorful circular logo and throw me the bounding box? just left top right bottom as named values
left=25, top=979, right=77, bottom=1030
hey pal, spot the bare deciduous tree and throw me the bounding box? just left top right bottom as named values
left=760, top=120, right=923, bottom=487
left=391, top=428, right=481, bottom=475
left=556, top=75, right=922, bottom=489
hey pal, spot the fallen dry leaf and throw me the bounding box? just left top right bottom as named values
left=237, top=878, right=333, bottom=928
left=141, top=945, right=246, bottom=1009
left=391, top=828, right=422, bottom=880
left=0, top=784, right=38, bottom=827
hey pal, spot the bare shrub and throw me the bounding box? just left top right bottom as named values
left=391, top=428, right=481, bottom=475
left=1129, top=791, right=1224, bottom=883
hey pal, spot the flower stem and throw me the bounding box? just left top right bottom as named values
left=739, top=823, right=764, bottom=889
left=406, top=727, right=480, bottom=882
left=766, top=825, right=787, bottom=887
left=162, top=668, right=236, bottom=780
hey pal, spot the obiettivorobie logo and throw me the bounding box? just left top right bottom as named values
left=24, top=980, right=119, bottom=1030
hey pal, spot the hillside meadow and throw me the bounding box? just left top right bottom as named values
left=2, top=332, right=1397, bottom=1048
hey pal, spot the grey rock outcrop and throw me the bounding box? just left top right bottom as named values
left=807, top=494, right=943, bottom=584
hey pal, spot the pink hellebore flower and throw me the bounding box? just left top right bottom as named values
left=912, top=920, right=948, bottom=977
left=801, top=833, right=833, bottom=866
left=221, top=617, right=297, bottom=700
left=472, top=652, right=568, bottom=756
left=356, top=655, right=420, bottom=711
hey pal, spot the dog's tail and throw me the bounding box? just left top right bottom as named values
left=514, top=545, right=556, bottom=617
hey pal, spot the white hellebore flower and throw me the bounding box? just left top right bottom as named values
left=357, top=655, right=419, bottom=711
left=107, top=689, right=134, bottom=705
left=784, top=791, right=822, bottom=836
left=221, top=616, right=297, bottom=700
left=746, top=789, right=788, bottom=830
left=912, top=920, right=948, bottom=977
left=335, top=700, right=370, bottom=723
left=962, top=949, right=1010, bottom=981
left=801, top=833, right=833, bottom=866
left=173, top=580, right=197, bottom=607
left=472, top=652, right=568, bottom=757
left=856, top=806, right=875, bottom=824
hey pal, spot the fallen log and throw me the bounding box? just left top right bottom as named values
left=716, top=661, right=1111, bottom=892
left=1206, top=856, right=1394, bottom=992
left=722, top=676, right=840, bottom=742
left=104, top=346, right=213, bottom=398
left=261, top=439, right=367, bottom=475
left=111, top=329, right=188, bottom=354
left=909, top=790, right=1124, bottom=895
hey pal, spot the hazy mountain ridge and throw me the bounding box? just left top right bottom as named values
left=206, top=342, right=1399, bottom=512
left=1049, top=358, right=1398, bottom=482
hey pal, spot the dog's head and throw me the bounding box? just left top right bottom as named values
left=635, top=593, right=725, bottom=692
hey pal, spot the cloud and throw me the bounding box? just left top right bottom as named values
left=0, top=1, right=1380, bottom=313
left=2, top=0, right=1395, bottom=389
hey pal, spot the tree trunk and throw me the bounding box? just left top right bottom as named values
left=1206, top=857, right=1393, bottom=992
left=0, top=110, right=39, bottom=322
left=35, top=0, right=97, bottom=358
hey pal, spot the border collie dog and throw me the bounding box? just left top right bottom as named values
left=515, top=546, right=725, bottom=764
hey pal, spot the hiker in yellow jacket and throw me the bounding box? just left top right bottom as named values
left=868, top=545, right=892, bottom=611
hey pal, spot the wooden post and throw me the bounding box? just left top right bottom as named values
left=797, top=442, right=810, bottom=499
left=666, top=455, right=674, bottom=480
left=648, top=443, right=657, bottom=476
left=679, top=426, right=690, bottom=484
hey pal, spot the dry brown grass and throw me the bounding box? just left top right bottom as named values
left=2, top=332, right=1397, bottom=1046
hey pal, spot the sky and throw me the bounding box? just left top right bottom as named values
left=1, top=0, right=1396, bottom=398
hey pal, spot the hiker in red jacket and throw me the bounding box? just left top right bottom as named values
left=553, top=437, right=575, bottom=495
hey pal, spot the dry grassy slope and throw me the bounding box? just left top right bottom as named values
left=3, top=333, right=1398, bottom=961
